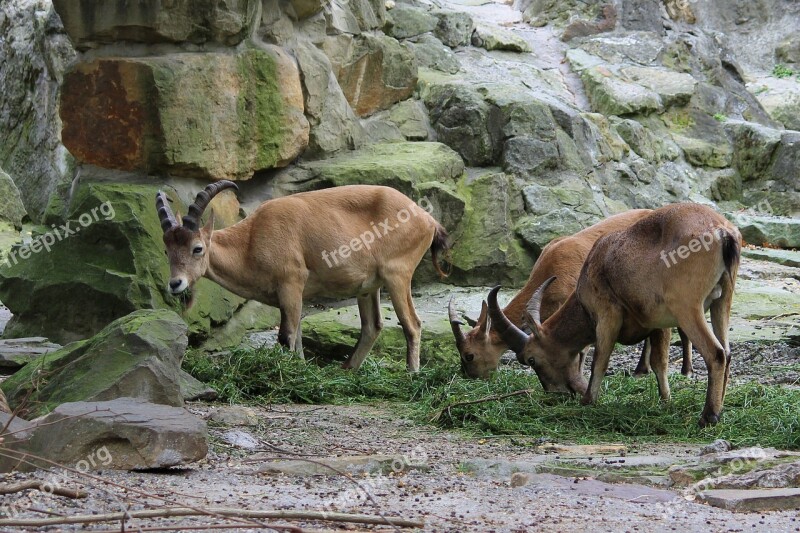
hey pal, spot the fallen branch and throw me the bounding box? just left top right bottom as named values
left=0, top=508, right=425, bottom=529
left=429, top=389, right=535, bottom=422
left=0, top=479, right=87, bottom=499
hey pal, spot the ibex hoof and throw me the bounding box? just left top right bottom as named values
left=698, top=413, right=720, bottom=428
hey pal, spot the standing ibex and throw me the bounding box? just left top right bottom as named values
left=157, top=181, right=449, bottom=371
left=449, top=210, right=692, bottom=379
left=487, top=203, right=741, bottom=427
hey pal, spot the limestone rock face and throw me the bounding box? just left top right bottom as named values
left=0, top=0, right=76, bottom=221
left=59, top=49, right=308, bottom=180
left=52, top=0, right=257, bottom=49
left=324, top=33, right=418, bottom=117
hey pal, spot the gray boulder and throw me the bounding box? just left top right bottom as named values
left=1, top=309, right=189, bottom=418
left=432, top=10, right=473, bottom=48
left=0, top=169, right=26, bottom=229
left=384, top=4, right=437, bottom=39
left=0, top=398, right=207, bottom=472
left=408, top=34, right=460, bottom=74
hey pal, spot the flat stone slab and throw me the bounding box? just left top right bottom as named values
left=252, top=454, right=430, bottom=476
left=0, top=337, right=62, bottom=369
left=698, top=488, right=800, bottom=512
left=742, top=247, right=800, bottom=268
left=534, top=443, right=627, bottom=456
left=0, top=398, right=208, bottom=472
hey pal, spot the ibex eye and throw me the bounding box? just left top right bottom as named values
left=193, top=246, right=203, bottom=254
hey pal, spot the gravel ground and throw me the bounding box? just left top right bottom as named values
left=1, top=401, right=800, bottom=533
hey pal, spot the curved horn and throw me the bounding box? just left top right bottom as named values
left=487, top=286, right=529, bottom=354
left=448, top=297, right=466, bottom=352
left=525, top=276, right=556, bottom=337
left=156, top=191, right=178, bottom=233
left=182, top=180, right=239, bottom=231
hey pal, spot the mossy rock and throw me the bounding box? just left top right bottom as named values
left=1, top=309, right=187, bottom=418
left=447, top=171, right=534, bottom=286
left=0, top=169, right=26, bottom=228
left=0, top=181, right=244, bottom=344
left=302, top=304, right=457, bottom=367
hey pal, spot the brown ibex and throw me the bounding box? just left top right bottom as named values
left=449, top=210, right=692, bottom=379
left=157, top=181, right=449, bottom=371
left=487, top=203, right=741, bottom=427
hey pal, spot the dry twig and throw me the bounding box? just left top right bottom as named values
left=0, top=479, right=87, bottom=498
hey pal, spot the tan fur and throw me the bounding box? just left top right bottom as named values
left=163, top=185, right=447, bottom=371
left=455, top=209, right=689, bottom=378
left=489, top=203, right=741, bottom=427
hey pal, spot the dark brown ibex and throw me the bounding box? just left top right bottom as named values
left=157, top=181, right=449, bottom=371
left=449, top=210, right=692, bottom=379
left=488, top=203, right=741, bottom=427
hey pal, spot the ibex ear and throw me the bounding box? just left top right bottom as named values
left=203, top=209, right=215, bottom=234
left=463, top=315, right=478, bottom=327
left=523, top=310, right=542, bottom=339
left=476, top=301, right=490, bottom=337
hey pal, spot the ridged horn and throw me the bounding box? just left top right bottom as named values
left=156, top=191, right=178, bottom=233
left=525, top=276, right=557, bottom=338
left=182, top=180, right=239, bottom=231
left=448, top=297, right=466, bottom=353
left=487, top=286, right=529, bottom=355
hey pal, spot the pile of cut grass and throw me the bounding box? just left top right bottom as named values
left=184, top=346, right=800, bottom=449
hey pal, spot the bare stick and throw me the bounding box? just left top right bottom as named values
left=0, top=508, right=425, bottom=528
left=429, top=389, right=535, bottom=422
left=0, top=479, right=87, bottom=499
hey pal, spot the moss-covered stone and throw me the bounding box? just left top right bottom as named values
left=0, top=181, right=245, bottom=344
left=302, top=304, right=457, bottom=366
left=0, top=169, right=26, bottom=229
left=447, top=172, right=534, bottom=286
left=581, top=65, right=663, bottom=116
left=1, top=309, right=187, bottom=418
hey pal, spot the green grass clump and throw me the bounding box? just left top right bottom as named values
left=773, top=64, right=795, bottom=79
left=184, top=346, right=800, bottom=449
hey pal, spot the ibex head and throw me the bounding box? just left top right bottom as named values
left=487, top=281, right=587, bottom=395
left=449, top=298, right=508, bottom=379
left=156, top=180, right=238, bottom=298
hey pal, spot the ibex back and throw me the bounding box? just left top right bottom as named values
left=157, top=181, right=449, bottom=371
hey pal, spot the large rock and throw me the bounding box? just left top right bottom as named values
left=448, top=172, right=534, bottom=286
left=0, top=337, right=61, bottom=371
left=581, top=65, right=663, bottom=116
left=292, top=41, right=366, bottom=157
left=0, top=169, right=26, bottom=228
left=52, top=0, right=257, bottom=49
left=471, top=23, right=531, bottom=53
left=1, top=309, right=188, bottom=418
left=728, top=214, right=800, bottom=248
left=303, top=304, right=455, bottom=365
left=423, top=83, right=501, bottom=166
left=384, top=4, right=437, bottom=39
left=0, top=398, right=207, bottom=472
left=408, top=34, right=461, bottom=74
left=432, top=10, right=473, bottom=48
left=323, top=33, right=418, bottom=117
left=0, top=0, right=76, bottom=220
left=0, top=182, right=245, bottom=343
left=60, top=48, right=308, bottom=180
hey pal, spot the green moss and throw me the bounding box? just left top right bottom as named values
left=238, top=49, right=284, bottom=170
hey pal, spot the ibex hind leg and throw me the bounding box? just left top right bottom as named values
left=277, top=282, right=305, bottom=359
left=648, top=329, right=671, bottom=401
left=342, top=289, right=383, bottom=370
left=632, top=338, right=652, bottom=377
left=676, top=307, right=727, bottom=427
left=678, top=328, right=693, bottom=377
left=386, top=275, right=422, bottom=373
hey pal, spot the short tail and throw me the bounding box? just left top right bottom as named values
left=721, top=230, right=741, bottom=283
left=430, top=223, right=450, bottom=278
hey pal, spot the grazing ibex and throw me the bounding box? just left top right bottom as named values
left=487, top=203, right=741, bottom=427
left=157, top=181, right=449, bottom=371
left=449, top=210, right=692, bottom=379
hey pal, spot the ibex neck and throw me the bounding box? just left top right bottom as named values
left=545, top=294, right=596, bottom=353
left=501, top=272, right=552, bottom=327
left=206, top=224, right=257, bottom=299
